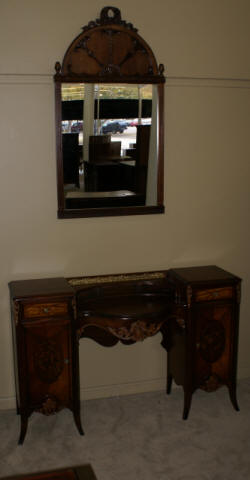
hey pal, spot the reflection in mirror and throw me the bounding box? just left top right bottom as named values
left=61, top=83, right=159, bottom=210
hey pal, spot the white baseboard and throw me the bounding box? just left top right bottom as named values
left=237, top=365, right=250, bottom=380
left=1, top=370, right=249, bottom=410
left=80, top=377, right=166, bottom=401
left=0, top=378, right=166, bottom=410
left=0, top=396, right=16, bottom=410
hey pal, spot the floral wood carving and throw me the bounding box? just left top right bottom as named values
left=34, top=339, right=64, bottom=383
left=108, top=319, right=164, bottom=342
left=199, top=374, right=223, bottom=392
left=36, top=396, right=60, bottom=415
left=78, top=320, right=164, bottom=342
left=71, top=297, right=77, bottom=320
left=199, top=319, right=226, bottom=363
left=55, top=7, right=164, bottom=79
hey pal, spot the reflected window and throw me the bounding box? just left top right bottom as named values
left=60, top=83, right=158, bottom=209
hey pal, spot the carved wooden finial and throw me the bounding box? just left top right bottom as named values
left=159, top=63, right=165, bottom=76
left=54, top=61, right=61, bottom=74
left=100, top=6, right=121, bottom=23
left=82, top=6, right=137, bottom=33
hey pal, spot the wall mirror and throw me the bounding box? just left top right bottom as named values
left=54, top=6, right=165, bottom=218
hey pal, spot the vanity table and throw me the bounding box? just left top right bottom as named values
left=9, top=265, right=241, bottom=444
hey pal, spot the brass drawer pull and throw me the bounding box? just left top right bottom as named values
left=43, top=307, right=49, bottom=314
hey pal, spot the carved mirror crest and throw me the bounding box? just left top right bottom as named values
left=54, top=6, right=165, bottom=218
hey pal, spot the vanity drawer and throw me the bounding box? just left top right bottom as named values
left=23, top=301, right=68, bottom=319
left=195, top=286, right=233, bottom=302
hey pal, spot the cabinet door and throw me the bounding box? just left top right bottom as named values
left=194, top=304, right=233, bottom=391
left=23, top=319, right=72, bottom=412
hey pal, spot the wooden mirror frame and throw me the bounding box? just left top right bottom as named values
left=54, top=6, right=165, bottom=218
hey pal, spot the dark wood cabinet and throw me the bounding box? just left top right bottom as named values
left=165, top=266, right=241, bottom=419
left=9, top=278, right=83, bottom=444
left=9, top=266, right=241, bottom=443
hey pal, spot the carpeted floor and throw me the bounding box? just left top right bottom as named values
left=0, top=379, right=250, bottom=480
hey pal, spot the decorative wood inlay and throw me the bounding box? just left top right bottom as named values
left=56, top=7, right=164, bottom=79
left=108, top=319, right=164, bottom=342
left=14, top=300, right=20, bottom=326
left=195, top=287, right=233, bottom=302
left=71, top=297, right=77, bottom=321
left=36, top=396, right=60, bottom=415
left=24, top=302, right=68, bottom=319
left=199, top=374, right=223, bottom=392
left=186, top=285, right=192, bottom=308
left=73, top=30, right=152, bottom=77
left=34, top=339, right=64, bottom=383
left=68, top=271, right=166, bottom=287
left=198, top=320, right=226, bottom=363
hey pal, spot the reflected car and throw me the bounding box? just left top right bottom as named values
left=130, top=118, right=151, bottom=127
left=62, top=121, right=70, bottom=132
left=71, top=121, right=83, bottom=132
left=100, top=120, right=128, bottom=134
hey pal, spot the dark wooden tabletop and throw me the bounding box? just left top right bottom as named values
left=0, top=465, right=97, bottom=480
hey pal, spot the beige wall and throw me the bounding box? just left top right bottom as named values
left=0, top=0, right=250, bottom=408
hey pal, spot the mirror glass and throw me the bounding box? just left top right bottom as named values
left=60, top=83, right=160, bottom=211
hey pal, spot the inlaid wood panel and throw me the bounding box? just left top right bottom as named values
left=24, top=320, right=72, bottom=411
left=23, top=302, right=68, bottom=319
left=195, top=287, right=233, bottom=302
left=194, top=304, right=232, bottom=391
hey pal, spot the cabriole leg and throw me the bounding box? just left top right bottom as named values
left=228, top=383, right=240, bottom=412
left=167, top=372, right=173, bottom=394
left=18, top=414, right=28, bottom=445
left=73, top=410, right=84, bottom=436
left=182, top=389, right=192, bottom=420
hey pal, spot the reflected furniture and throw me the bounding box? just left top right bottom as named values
left=134, top=125, right=150, bottom=196
left=9, top=265, right=241, bottom=444
left=62, top=133, right=80, bottom=187
left=85, top=135, right=125, bottom=192
left=88, top=135, right=121, bottom=164
left=83, top=125, right=150, bottom=195
left=65, top=190, right=144, bottom=209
